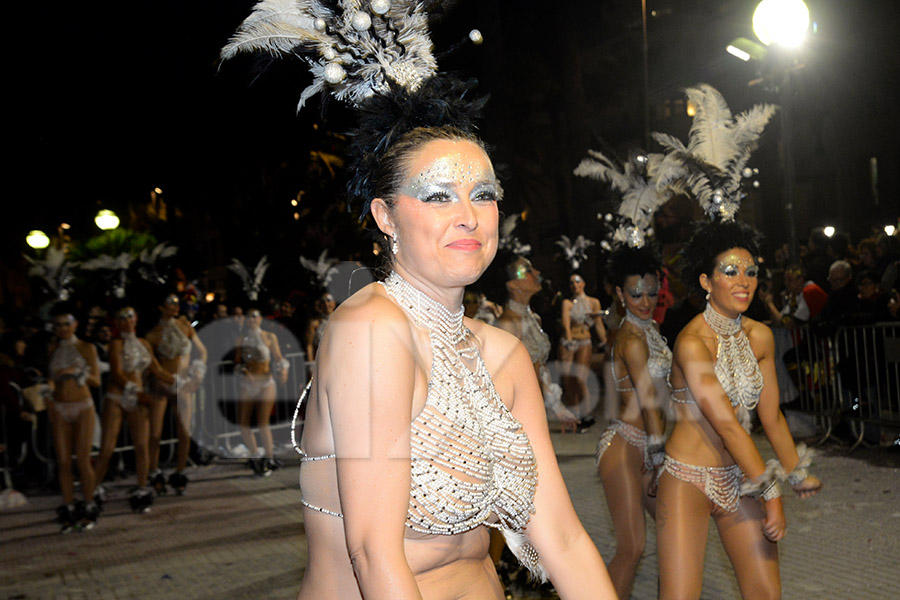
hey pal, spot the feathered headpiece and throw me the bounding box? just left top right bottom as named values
left=300, top=249, right=340, bottom=288
left=24, top=246, right=78, bottom=302
left=137, top=242, right=178, bottom=286
left=652, top=83, right=777, bottom=221
left=221, top=1, right=486, bottom=218
left=574, top=148, right=677, bottom=250
left=498, top=214, right=531, bottom=257
left=80, top=252, right=135, bottom=299
left=555, top=234, right=595, bottom=272
left=228, top=256, right=271, bottom=301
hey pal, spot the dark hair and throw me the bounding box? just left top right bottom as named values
left=348, top=74, right=488, bottom=218
left=607, top=246, right=662, bottom=289
left=856, top=269, right=878, bottom=285
left=474, top=247, right=525, bottom=306
left=681, top=220, right=762, bottom=292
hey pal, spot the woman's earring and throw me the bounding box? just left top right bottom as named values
left=705, top=291, right=710, bottom=300
left=391, top=232, right=399, bottom=255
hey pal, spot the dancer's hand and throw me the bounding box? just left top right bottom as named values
left=762, top=496, right=786, bottom=542
left=793, top=475, right=822, bottom=499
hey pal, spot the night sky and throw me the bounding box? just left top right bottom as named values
left=6, top=0, right=900, bottom=301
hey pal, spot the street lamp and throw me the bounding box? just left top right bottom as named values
left=94, top=209, right=120, bottom=230
left=26, top=230, right=50, bottom=249
left=750, top=0, right=810, bottom=261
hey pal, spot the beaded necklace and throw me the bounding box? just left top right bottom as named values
left=120, top=331, right=152, bottom=374
left=702, top=303, right=764, bottom=426
left=381, top=271, right=543, bottom=579
left=506, top=298, right=551, bottom=364
left=623, top=310, right=672, bottom=379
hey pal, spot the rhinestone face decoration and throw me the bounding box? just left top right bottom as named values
left=400, top=154, right=501, bottom=203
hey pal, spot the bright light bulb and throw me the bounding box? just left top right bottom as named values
left=95, top=209, right=120, bottom=230
left=886, top=225, right=896, bottom=236
left=26, top=230, right=50, bottom=249
left=823, top=226, right=835, bottom=238
left=753, top=0, right=810, bottom=48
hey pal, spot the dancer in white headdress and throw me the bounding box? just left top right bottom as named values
left=222, top=2, right=616, bottom=597
left=652, top=84, right=821, bottom=599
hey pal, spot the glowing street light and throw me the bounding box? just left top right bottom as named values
left=753, top=0, right=810, bottom=48
left=26, top=230, right=50, bottom=249
left=94, top=209, right=120, bottom=230
left=886, top=225, right=896, bottom=237
left=823, top=226, right=835, bottom=238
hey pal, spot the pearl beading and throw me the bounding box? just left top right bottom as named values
left=121, top=332, right=152, bottom=375
left=506, top=298, right=551, bottom=365
left=624, top=310, right=672, bottom=379
left=382, top=272, right=542, bottom=577
left=703, top=303, right=764, bottom=429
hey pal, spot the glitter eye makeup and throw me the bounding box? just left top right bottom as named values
left=401, top=154, right=500, bottom=203
left=625, top=276, right=659, bottom=299
left=116, top=309, right=136, bottom=320
left=716, top=255, right=758, bottom=278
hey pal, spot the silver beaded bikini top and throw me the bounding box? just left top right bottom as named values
left=569, top=295, right=594, bottom=327
left=121, top=332, right=152, bottom=374
left=703, top=303, right=764, bottom=429
left=156, top=319, right=191, bottom=360
left=624, top=310, right=672, bottom=379
left=382, top=272, right=538, bottom=537
left=506, top=298, right=551, bottom=365
left=49, top=337, right=87, bottom=379
left=239, top=329, right=271, bottom=363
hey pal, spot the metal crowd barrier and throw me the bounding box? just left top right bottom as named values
left=787, top=322, right=900, bottom=451
left=833, top=322, right=900, bottom=451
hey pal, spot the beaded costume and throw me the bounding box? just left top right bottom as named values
left=48, top=337, right=94, bottom=422
left=505, top=298, right=575, bottom=424
left=156, top=319, right=191, bottom=361
left=598, top=311, right=672, bottom=470
left=107, top=332, right=152, bottom=411
left=300, top=272, right=544, bottom=580
left=666, top=304, right=775, bottom=510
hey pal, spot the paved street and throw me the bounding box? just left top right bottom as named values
left=1, top=428, right=898, bottom=599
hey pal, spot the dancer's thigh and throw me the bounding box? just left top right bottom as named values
left=657, top=472, right=711, bottom=600
left=715, top=497, right=781, bottom=600
left=599, top=437, right=646, bottom=547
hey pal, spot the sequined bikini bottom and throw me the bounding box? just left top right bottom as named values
left=662, top=455, right=744, bottom=513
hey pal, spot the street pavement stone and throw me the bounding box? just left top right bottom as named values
left=1, top=432, right=898, bottom=599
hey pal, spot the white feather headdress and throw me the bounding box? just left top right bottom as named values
left=574, top=149, right=677, bottom=249
left=653, top=83, right=777, bottom=221
left=221, top=0, right=439, bottom=110
left=24, top=246, right=79, bottom=302
left=137, top=242, right=179, bottom=285
left=498, top=214, right=531, bottom=256
left=81, top=252, right=136, bottom=298
left=555, top=234, right=595, bottom=271
left=300, top=249, right=340, bottom=287
left=228, top=256, right=271, bottom=301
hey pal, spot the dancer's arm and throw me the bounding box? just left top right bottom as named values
left=501, top=338, right=616, bottom=598
left=750, top=322, right=822, bottom=499
left=321, top=293, right=422, bottom=600
left=621, top=336, right=664, bottom=438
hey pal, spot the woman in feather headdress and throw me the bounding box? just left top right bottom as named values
left=46, top=307, right=101, bottom=532
left=575, top=145, right=674, bottom=598
left=144, top=292, right=208, bottom=496
left=652, top=85, right=822, bottom=599
left=222, top=2, right=616, bottom=598
left=92, top=306, right=175, bottom=514
left=556, top=234, right=607, bottom=427
left=235, top=306, right=290, bottom=476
